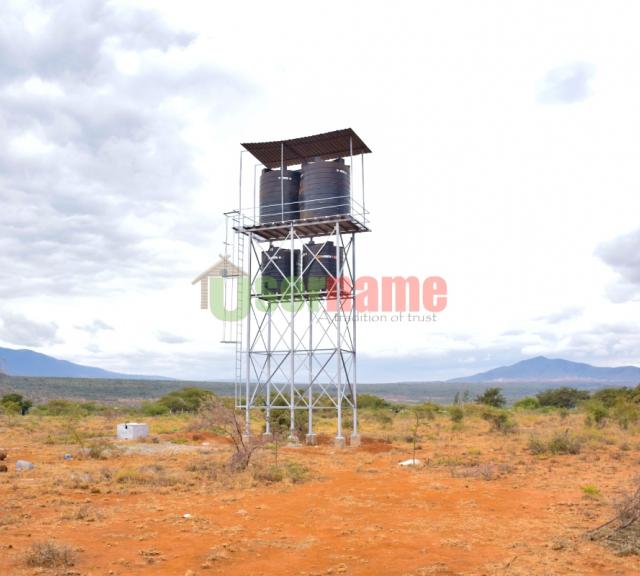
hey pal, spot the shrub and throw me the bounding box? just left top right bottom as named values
left=449, top=406, right=464, bottom=423
left=476, top=387, right=506, bottom=408
left=140, top=401, right=170, bottom=416
left=284, top=461, right=308, bottom=483
left=547, top=430, right=582, bottom=454
left=33, top=400, right=105, bottom=416
left=368, top=411, right=393, bottom=427
left=114, top=465, right=178, bottom=486
left=514, top=396, right=540, bottom=410
left=582, top=484, right=601, bottom=498
left=482, top=408, right=515, bottom=433
left=612, top=400, right=639, bottom=430
left=591, top=387, right=635, bottom=408
left=253, top=464, right=284, bottom=483
left=26, top=541, right=75, bottom=568
left=86, top=439, right=115, bottom=460
left=536, top=387, right=590, bottom=409
left=583, top=400, right=609, bottom=428
left=1, top=393, right=32, bottom=415
left=358, top=394, right=393, bottom=410
left=194, top=396, right=260, bottom=471
left=156, top=387, right=213, bottom=413
left=529, top=430, right=582, bottom=455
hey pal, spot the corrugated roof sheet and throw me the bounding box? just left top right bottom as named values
left=241, top=128, right=371, bottom=168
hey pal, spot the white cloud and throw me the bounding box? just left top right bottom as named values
left=537, top=62, right=595, bottom=104
left=0, top=312, right=60, bottom=347
left=596, top=228, right=640, bottom=302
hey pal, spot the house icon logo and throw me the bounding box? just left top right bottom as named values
left=192, top=255, right=247, bottom=311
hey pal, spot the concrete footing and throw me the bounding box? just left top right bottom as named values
left=350, top=433, right=361, bottom=448
left=334, top=436, right=346, bottom=448
left=262, top=432, right=274, bottom=442
left=305, top=433, right=317, bottom=445
left=287, top=434, right=300, bottom=446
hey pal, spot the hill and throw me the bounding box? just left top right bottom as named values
left=449, top=356, right=640, bottom=384
left=0, top=346, right=170, bottom=380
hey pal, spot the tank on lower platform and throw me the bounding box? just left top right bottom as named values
left=260, top=246, right=301, bottom=297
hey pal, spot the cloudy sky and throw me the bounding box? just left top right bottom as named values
left=1, top=0, right=639, bottom=382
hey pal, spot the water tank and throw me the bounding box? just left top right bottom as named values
left=259, top=168, right=300, bottom=224
left=299, top=158, right=350, bottom=219
left=303, top=241, right=343, bottom=293
left=261, top=246, right=301, bottom=297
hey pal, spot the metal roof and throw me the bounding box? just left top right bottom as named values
left=241, top=128, right=371, bottom=169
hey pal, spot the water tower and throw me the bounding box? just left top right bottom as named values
left=222, top=129, right=370, bottom=447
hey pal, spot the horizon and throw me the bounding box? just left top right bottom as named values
left=2, top=346, right=640, bottom=384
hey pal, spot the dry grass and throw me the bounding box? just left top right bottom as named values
left=25, top=541, right=75, bottom=568
left=114, top=464, right=180, bottom=486
left=529, top=430, right=583, bottom=455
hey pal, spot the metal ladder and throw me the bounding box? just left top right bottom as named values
left=233, top=228, right=245, bottom=407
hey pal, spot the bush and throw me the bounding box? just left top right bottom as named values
left=267, top=396, right=308, bottom=439
left=449, top=406, right=464, bottom=423
left=86, top=439, right=115, bottom=460
left=156, top=387, right=213, bottom=413
left=536, top=387, right=589, bottom=409
left=284, top=461, right=308, bottom=483
left=140, top=401, right=170, bottom=416
left=514, top=396, right=540, bottom=410
left=529, top=430, right=582, bottom=455
left=367, top=411, right=393, bottom=427
left=591, top=386, right=637, bottom=408
left=476, top=388, right=506, bottom=408
left=33, top=400, right=105, bottom=417
left=582, top=484, right=601, bottom=498
left=482, top=408, right=515, bottom=433
left=253, top=461, right=308, bottom=484
left=611, top=400, right=639, bottom=430
left=114, top=465, right=178, bottom=486
left=253, top=464, right=284, bottom=483
left=583, top=400, right=609, bottom=428
left=26, top=541, right=75, bottom=568
left=1, top=393, right=32, bottom=415
left=358, top=394, right=393, bottom=410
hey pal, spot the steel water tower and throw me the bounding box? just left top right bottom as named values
left=222, top=129, right=370, bottom=447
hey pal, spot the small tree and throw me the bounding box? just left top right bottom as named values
left=1, top=393, right=32, bottom=415
left=449, top=405, right=464, bottom=424
left=195, top=396, right=261, bottom=471
left=476, top=387, right=506, bottom=408
left=536, top=387, right=589, bottom=409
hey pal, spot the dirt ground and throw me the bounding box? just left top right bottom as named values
left=1, top=411, right=639, bottom=575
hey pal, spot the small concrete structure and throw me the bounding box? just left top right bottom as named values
left=116, top=422, right=149, bottom=440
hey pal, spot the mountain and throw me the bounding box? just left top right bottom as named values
left=0, top=347, right=171, bottom=380
left=449, top=356, right=640, bottom=384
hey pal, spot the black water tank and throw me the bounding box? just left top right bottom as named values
left=261, top=246, right=301, bottom=296
left=299, top=158, right=350, bottom=219
left=302, top=241, right=343, bottom=292
left=259, top=168, right=300, bottom=224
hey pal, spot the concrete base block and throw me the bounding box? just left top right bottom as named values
left=350, top=433, right=361, bottom=448
left=242, top=434, right=252, bottom=445
left=262, top=432, right=274, bottom=442
left=305, top=433, right=317, bottom=446
left=334, top=436, right=346, bottom=449
left=287, top=434, right=300, bottom=446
